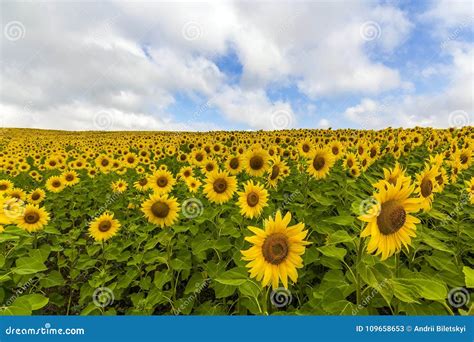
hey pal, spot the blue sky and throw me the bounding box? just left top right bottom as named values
left=1, top=0, right=472, bottom=131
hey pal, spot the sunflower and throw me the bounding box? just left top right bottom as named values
left=414, top=164, right=440, bottom=211
left=179, top=166, right=194, bottom=180
left=465, top=177, right=474, bottom=204
left=307, top=148, right=335, bottom=179
left=330, top=140, right=344, bottom=159
left=343, top=152, right=358, bottom=170
left=225, top=155, right=243, bottom=175
left=0, top=225, right=4, bottom=233
left=243, top=147, right=270, bottom=177
left=374, top=162, right=411, bottom=191
left=111, top=179, right=128, bottom=193
left=185, top=177, right=202, bottom=193
left=46, top=176, right=66, bottom=193
left=134, top=177, right=151, bottom=192
left=7, top=188, right=26, bottom=201
left=267, top=156, right=289, bottom=188
left=16, top=204, right=50, bottom=233
left=89, top=212, right=121, bottom=242
left=201, top=159, right=218, bottom=175
left=141, top=193, right=180, bottom=228
left=237, top=181, right=269, bottom=219
left=241, top=211, right=310, bottom=289
left=0, top=180, right=14, bottom=194
left=298, top=138, right=313, bottom=157
left=358, top=179, right=423, bottom=260
left=203, top=170, right=237, bottom=204
left=27, top=188, right=46, bottom=204
left=61, top=170, right=80, bottom=186
left=148, top=170, right=176, bottom=194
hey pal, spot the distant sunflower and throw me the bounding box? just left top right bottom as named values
left=243, top=148, right=270, bottom=177
left=148, top=170, right=176, bottom=194
left=61, top=170, right=80, bottom=186
left=141, top=193, right=179, bottom=228
left=374, top=162, right=411, bottom=191
left=0, top=180, right=14, bottom=194
left=45, top=176, right=66, bottom=193
left=89, top=212, right=121, bottom=242
left=111, top=179, right=128, bottom=193
left=358, top=179, right=423, bottom=260
left=185, top=177, right=202, bottom=193
left=307, top=148, right=335, bottom=179
left=241, top=211, right=310, bottom=289
left=237, top=181, right=269, bottom=219
left=16, top=204, right=50, bottom=233
left=27, top=188, right=46, bottom=204
left=225, top=155, right=243, bottom=175
left=267, top=156, right=289, bottom=188
left=414, top=164, right=440, bottom=211
left=134, top=177, right=151, bottom=192
left=466, top=177, right=474, bottom=204
left=203, top=170, right=237, bottom=204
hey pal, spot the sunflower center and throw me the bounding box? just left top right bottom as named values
left=98, top=220, right=112, bottom=232
left=347, top=159, right=354, bottom=168
left=435, top=174, right=443, bottom=186
left=0, top=184, right=7, bottom=190
left=157, top=177, right=168, bottom=187
left=101, top=159, right=109, bottom=166
left=421, top=178, right=433, bottom=198
left=24, top=212, right=40, bottom=224
left=246, top=192, right=259, bottom=207
left=377, top=200, right=406, bottom=235
left=52, top=181, right=61, bottom=188
left=183, top=170, right=191, bottom=177
left=302, top=144, right=310, bottom=152
left=270, top=165, right=280, bottom=180
left=262, top=233, right=289, bottom=265
left=66, top=175, right=74, bottom=181
left=206, top=163, right=214, bottom=171
left=196, top=153, right=204, bottom=162
left=213, top=178, right=227, bottom=194
left=31, top=193, right=40, bottom=200
left=151, top=201, right=170, bottom=218
left=139, top=179, right=147, bottom=186
left=313, top=156, right=325, bottom=171
left=460, top=154, right=468, bottom=164
left=249, top=156, right=264, bottom=170
left=332, top=146, right=339, bottom=155
left=127, top=157, right=134, bottom=163
left=229, top=158, right=239, bottom=169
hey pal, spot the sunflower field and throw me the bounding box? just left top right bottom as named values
left=0, top=127, right=473, bottom=316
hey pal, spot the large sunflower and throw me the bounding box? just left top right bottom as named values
left=89, top=212, right=121, bottom=242
left=237, top=180, right=269, bottom=219
left=203, top=170, right=237, bottom=204
left=16, top=204, right=50, bottom=233
left=358, top=179, right=423, bottom=260
left=241, top=211, right=310, bottom=289
left=148, top=170, right=176, bottom=194
left=307, top=148, right=335, bottom=179
left=141, top=193, right=180, bottom=228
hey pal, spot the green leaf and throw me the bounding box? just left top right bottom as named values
left=40, top=270, right=65, bottom=288
left=326, top=230, right=355, bottom=245
left=463, top=266, right=474, bottom=288
left=391, top=279, right=420, bottom=304
left=14, top=257, right=47, bottom=275
left=317, top=246, right=347, bottom=261
left=215, top=267, right=248, bottom=286
left=238, top=280, right=261, bottom=299
left=323, top=215, right=354, bottom=226
left=14, top=294, right=49, bottom=311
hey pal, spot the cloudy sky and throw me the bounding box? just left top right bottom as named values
left=0, top=0, right=473, bottom=131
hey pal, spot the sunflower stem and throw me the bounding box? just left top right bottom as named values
left=355, top=238, right=364, bottom=307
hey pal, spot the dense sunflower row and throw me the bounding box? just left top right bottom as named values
left=0, top=127, right=473, bottom=315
